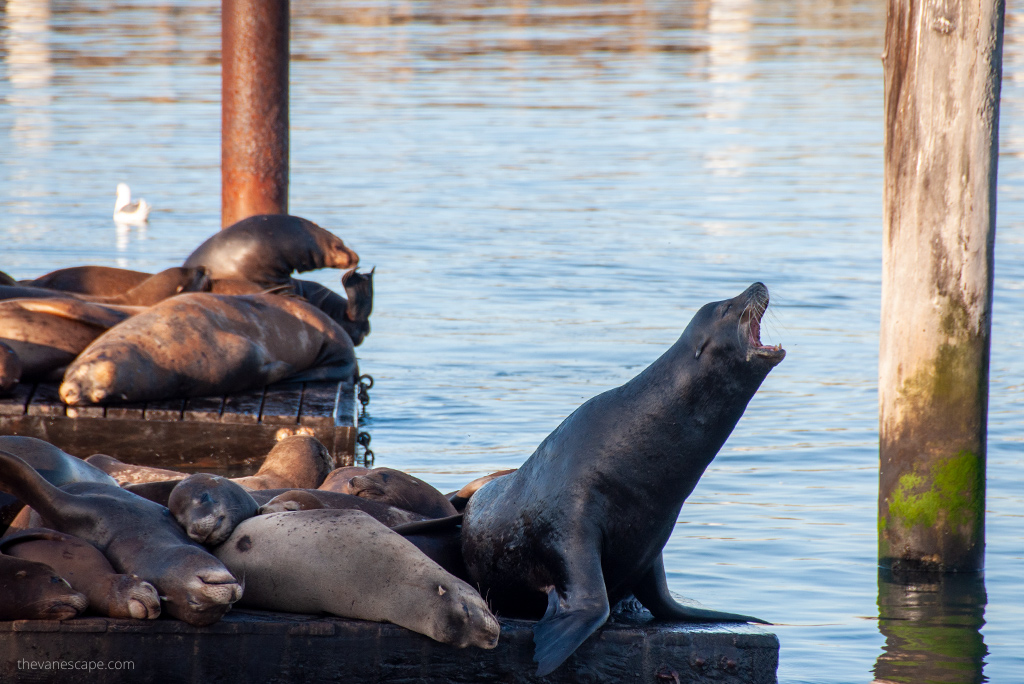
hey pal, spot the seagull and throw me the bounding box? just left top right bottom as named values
left=113, top=183, right=151, bottom=225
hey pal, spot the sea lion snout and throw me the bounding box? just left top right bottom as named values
left=329, top=241, right=359, bottom=269
left=438, top=590, right=501, bottom=649
left=192, top=568, right=243, bottom=604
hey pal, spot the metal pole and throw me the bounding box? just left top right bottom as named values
left=222, top=0, right=289, bottom=228
left=878, top=0, right=1004, bottom=572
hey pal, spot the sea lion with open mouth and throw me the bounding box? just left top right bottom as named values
left=461, top=282, right=785, bottom=676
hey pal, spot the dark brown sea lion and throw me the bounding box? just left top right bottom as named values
left=0, top=298, right=140, bottom=381
left=168, top=475, right=260, bottom=547
left=91, top=267, right=211, bottom=305
left=1, top=528, right=161, bottom=619
left=461, top=283, right=785, bottom=676
left=24, top=265, right=152, bottom=294
left=213, top=509, right=499, bottom=648
left=0, top=271, right=16, bottom=286
left=60, top=292, right=357, bottom=405
left=0, top=553, right=87, bottom=620
left=0, top=340, right=21, bottom=393
left=289, top=269, right=374, bottom=346
left=331, top=467, right=459, bottom=519
left=0, top=436, right=117, bottom=532
left=182, top=214, right=359, bottom=287
left=0, top=450, right=242, bottom=626
left=231, top=435, right=334, bottom=491
left=447, top=469, right=517, bottom=512
left=317, top=465, right=370, bottom=492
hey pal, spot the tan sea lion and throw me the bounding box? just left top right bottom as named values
left=447, top=469, right=517, bottom=512
left=60, top=293, right=357, bottom=405
left=0, top=553, right=87, bottom=620
left=183, top=214, right=359, bottom=287
left=0, top=298, right=141, bottom=381
left=1, top=528, right=161, bottom=619
left=168, top=474, right=260, bottom=547
left=255, top=489, right=428, bottom=527
left=213, top=509, right=499, bottom=649
left=335, top=467, right=459, bottom=519
left=318, top=465, right=370, bottom=492
left=24, top=265, right=152, bottom=294
left=84, top=454, right=186, bottom=486
left=231, top=435, right=334, bottom=491
left=0, top=450, right=242, bottom=626
left=89, top=267, right=211, bottom=306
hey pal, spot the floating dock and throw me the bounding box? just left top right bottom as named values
left=0, top=379, right=359, bottom=471
left=0, top=608, right=779, bottom=684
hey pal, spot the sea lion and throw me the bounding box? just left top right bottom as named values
left=0, top=436, right=117, bottom=532
left=0, top=340, right=21, bottom=393
left=84, top=454, right=186, bottom=486
left=60, top=293, right=357, bottom=405
left=289, top=269, right=374, bottom=347
left=0, top=298, right=140, bottom=381
left=90, top=267, right=211, bottom=306
left=182, top=214, right=359, bottom=287
left=213, top=509, right=500, bottom=648
left=447, top=469, right=517, bottom=512
left=168, top=475, right=260, bottom=547
left=1, top=528, right=161, bottom=619
left=0, top=450, right=242, bottom=626
left=461, top=282, right=785, bottom=676
left=0, top=553, right=87, bottom=620
left=255, top=489, right=429, bottom=527
left=24, top=265, right=153, bottom=295
left=331, top=467, right=459, bottom=519
left=0, top=271, right=16, bottom=286
left=231, top=435, right=334, bottom=491
left=317, top=466, right=370, bottom=492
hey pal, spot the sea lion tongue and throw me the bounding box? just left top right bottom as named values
left=738, top=282, right=785, bottom=363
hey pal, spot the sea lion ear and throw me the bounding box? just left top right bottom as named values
left=695, top=338, right=709, bottom=359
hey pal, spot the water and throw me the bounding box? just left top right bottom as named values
left=2, top=1, right=1023, bottom=681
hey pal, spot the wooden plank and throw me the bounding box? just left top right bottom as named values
left=298, top=382, right=337, bottom=430
left=106, top=402, right=145, bottom=420
left=183, top=395, right=224, bottom=423
left=26, top=383, right=65, bottom=418
left=0, top=383, right=34, bottom=417
left=259, top=382, right=302, bottom=426
left=335, top=379, right=357, bottom=428
left=145, top=398, right=185, bottom=422
left=66, top=403, right=105, bottom=419
left=221, top=388, right=264, bottom=425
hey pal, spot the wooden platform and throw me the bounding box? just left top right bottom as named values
left=0, top=608, right=779, bottom=684
left=0, top=379, right=359, bottom=472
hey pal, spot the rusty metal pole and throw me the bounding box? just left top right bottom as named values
left=222, top=0, right=289, bottom=227
left=878, top=0, right=1004, bottom=572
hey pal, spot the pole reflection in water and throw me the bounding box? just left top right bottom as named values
left=874, top=568, right=988, bottom=684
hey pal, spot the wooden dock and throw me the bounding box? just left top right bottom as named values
left=0, top=608, right=779, bottom=684
left=0, top=379, right=359, bottom=472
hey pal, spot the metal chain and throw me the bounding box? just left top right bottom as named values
left=356, top=431, right=374, bottom=467
left=357, top=374, right=374, bottom=409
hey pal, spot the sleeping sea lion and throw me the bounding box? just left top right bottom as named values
left=461, top=282, right=785, bottom=676
left=330, top=467, right=459, bottom=519
left=213, top=509, right=499, bottom=648
left=447, top=469, right=517, bottom=512
left=24, top=265, right=152, bottom=295
left=182, top=214, right=358, bottom=287
left=60, top=292, right=357, bottom=405
left=255, top=489, right=428, bottom=527
left=231, top=435, right=334, bottom=491
left=0, top=553, right=87, bottom=620
left=1, top=528, right=161, bottom=619
left=168, top=475, right=260, bottom=547
left=84, top=454, right=185, bottom=486
left=0, top=450, right=242, bottom=626
left=0, top=298, right=140, bottom=381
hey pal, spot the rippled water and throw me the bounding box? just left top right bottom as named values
left=2, top=2, right=1023, bottom=682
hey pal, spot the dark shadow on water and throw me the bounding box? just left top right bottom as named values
left=874, top=567, right=987, bottom=684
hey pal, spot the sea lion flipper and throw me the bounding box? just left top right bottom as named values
left=533, top=580, right=610, bottom=676
left=632, top=553, right=771, bottom=625
left=10, top=299, right=137, bottom=329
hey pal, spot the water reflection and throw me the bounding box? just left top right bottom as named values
left=5, top=0, right=54, bottom=151
left=874, top=568, right=988, bottom=684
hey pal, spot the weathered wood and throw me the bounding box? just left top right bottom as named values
left=0, top=609, right=779, bottom=684
left=298, top=381, right=336, bottom=430
left=260, top=382, right=302, bottom=425
left=143, top=398, right=185, bottom=422
left=221, top=388, right=264, bottom=425
left=183, top=395, right=224, bottom=423
left=878, top=0, right=1004, bottom=572
left=0, top=383, right=33, bottom=417
left=105, top=403, right=144, bottom=421
left=26, top=384, right=64, bottom=418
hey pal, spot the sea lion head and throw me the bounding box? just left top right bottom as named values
left=0, top=556, right=88, bottom=621
left=168, top=474, right=259, bottom=547
left=106, top=573, right=162, bottom=620
left=347, top=468, right=459, bottom=519
left=157, top=547, right=243, bottom=627
left=426, top=578, right=501, bottom=649
left=687, top=282, right=785, bottom=373
left=256, top=435, right=334, bottom=489
left=301, top=218, right=359, bottom=270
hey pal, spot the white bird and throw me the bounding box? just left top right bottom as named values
left=113, top=183, right=151, bottom=225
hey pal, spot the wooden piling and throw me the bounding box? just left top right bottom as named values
left=878, top=0, right=1005, bottom=572
left=222, top=0, right=290, bottom=227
